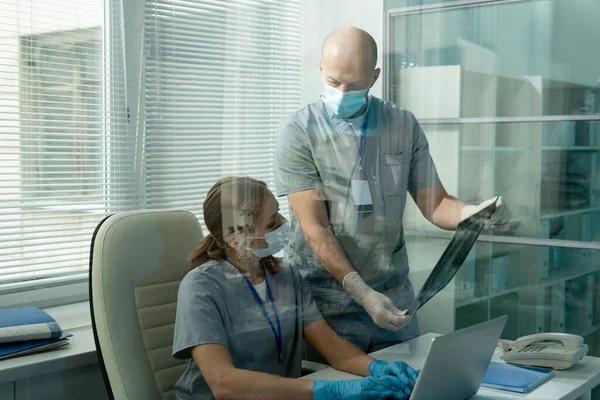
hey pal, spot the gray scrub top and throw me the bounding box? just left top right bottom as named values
left=275, top=96, right=440, bottom=318
left=172, top=260, right=322, bottom=400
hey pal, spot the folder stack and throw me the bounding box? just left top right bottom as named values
left=0, top=307, right=72, bottom=361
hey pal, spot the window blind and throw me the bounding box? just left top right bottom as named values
left=143, top=0, right=302, bottom=221
left=0, top=0, right=302, bottom=295
left=0, top=0, right=131, bottom=291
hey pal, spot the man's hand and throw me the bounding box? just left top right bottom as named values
left=342, top=272, right=411, bottom=331
left=461, top=196, right=510, bottom=232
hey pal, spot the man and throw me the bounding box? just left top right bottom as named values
left=275, top=26, right=509, bottom=357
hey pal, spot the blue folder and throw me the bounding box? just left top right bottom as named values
left=0, top=307, right=71, bottom=360
left=0, top=307, right=63, bottom=343
left=0, top=333, right=72, bottom=360
left=482, top=362, right=554, bottom=393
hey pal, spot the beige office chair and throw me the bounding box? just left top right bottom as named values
left=89, top=209, right=203, bottom=400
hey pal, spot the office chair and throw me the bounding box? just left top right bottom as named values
left=89, top=209, right=203, bottom=400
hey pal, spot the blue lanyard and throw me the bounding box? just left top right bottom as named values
left=224, top=258, right=283, bottom=366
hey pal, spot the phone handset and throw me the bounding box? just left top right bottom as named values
left=499, top=332, right=588, bottom=369
left=513, top=333, right=584, bottom=350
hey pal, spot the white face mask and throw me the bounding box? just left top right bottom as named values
left=251, top=222, right=291, bottom=258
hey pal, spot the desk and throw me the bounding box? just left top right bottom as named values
left=303, top=333, right=600, bottom=400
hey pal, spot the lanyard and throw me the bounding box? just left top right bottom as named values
left=357, top=119, right=369, bottom=169
left=224, top=258, right=283, bottom=367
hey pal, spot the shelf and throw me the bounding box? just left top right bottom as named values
left=542, top=147, right=600, bottom=151
left=491, top=286, right=521, bottom=299
left=540, top=206, right=600, bottom=220
left=461, top=146, right=525, bottom=152
left=395, top=64, right=600, bottom=340
left=579, top=324, right=600, bottom=338
left=456, top=295, right=488, bottom=308
left=455, top=287, right=520, bottom=308
left=538, top=266, right=600, bottom=289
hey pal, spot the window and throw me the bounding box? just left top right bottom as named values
left=0, top=0, right=301, bottom=301
left=20, top=28, right=102, bottom=198
left=0, top=0, right=130, bottom=297
left=142, top=0, right=301, bottom=221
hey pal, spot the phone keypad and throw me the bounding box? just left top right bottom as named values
left=517, top=345, right=547, bottom=353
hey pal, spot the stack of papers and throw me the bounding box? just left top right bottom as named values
left=0, top=307, right=72, bottom=361
left=482, top=362, right=553, bottom=393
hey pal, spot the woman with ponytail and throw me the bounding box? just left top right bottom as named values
left=172, top=177, right=417, bottom=400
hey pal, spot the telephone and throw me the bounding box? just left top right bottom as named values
left=499, top=333, right=589, bottom=370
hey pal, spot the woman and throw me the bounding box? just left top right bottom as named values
left=173, top=176, right=419, bottom=400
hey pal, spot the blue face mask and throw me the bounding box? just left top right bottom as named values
left=251, top=222, right=291, bottom=258
left=322, top=84, right=369, bottom=119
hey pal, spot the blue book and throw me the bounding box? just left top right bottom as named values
left=482, top=362, right=554, bottom=393
left=0, top=307, right=63, bottom=344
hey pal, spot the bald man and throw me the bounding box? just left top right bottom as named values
left=275, top=27, right=509, bottom=358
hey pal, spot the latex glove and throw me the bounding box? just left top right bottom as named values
left=342, top=272, right=411, bottom=331
left=461, top=196, right=510, bottom=232
left=368, top=360, right=419, bottom=394
left=313, top=375, right=411, bottom=400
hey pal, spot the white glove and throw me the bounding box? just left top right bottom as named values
left=461, top=196, right=510, bottom=232
left=342, top=272, right=411, bottom=331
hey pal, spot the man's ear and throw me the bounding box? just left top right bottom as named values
left=370, top=68, right=381, bottom=88
left=318, top=60, right=323, bottom=73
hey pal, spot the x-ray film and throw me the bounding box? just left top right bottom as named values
left=405, top=198, right=499, bottom=315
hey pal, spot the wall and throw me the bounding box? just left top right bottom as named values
left=14, top=365, right=108, bottom=400
left=301, top=0, right=384, bottom=104
left=0, top=364, right=108, bottom=400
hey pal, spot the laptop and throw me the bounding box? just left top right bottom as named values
left=410, top=315, right=508, bottom=400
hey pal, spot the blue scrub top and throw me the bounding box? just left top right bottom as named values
left=172, top=260, right=322, bottom=400
left=275, top=96, right=440, bottom=319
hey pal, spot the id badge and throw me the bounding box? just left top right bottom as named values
left=351, top=179, right=373, bottom=213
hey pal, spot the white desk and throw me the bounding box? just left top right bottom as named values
left=303, top=333, right=600, bottom=400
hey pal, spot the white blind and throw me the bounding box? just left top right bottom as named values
left=143, top=0, right=302, bottom=220
left=0, top=0, right=131, bottom=291
left=0, top=0, right=303, bottom=295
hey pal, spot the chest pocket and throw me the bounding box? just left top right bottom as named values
left=380, top=154, right=410, bottom=196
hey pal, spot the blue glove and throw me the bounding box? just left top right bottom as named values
left=368, top=360, right=419, bottom=397
left=313, top=375, right=412, bottom=400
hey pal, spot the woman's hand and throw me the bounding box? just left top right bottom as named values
left=368, top=360, right=419, bottom=398
left=313, top=375, right=414, bottom=400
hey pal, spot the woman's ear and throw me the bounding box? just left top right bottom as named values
left=226, top=231, right=250, bottom=250
left=225, top=232, right=241, bottom=249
